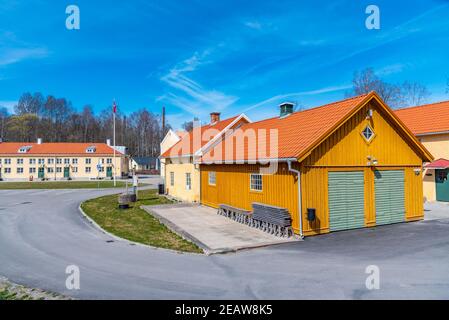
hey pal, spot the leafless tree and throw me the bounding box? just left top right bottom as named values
left=401, top=81, right=431, bottom=107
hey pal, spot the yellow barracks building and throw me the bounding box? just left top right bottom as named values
left=0, top=139, right=128, bottom=181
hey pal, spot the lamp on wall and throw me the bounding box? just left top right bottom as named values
left=414, top=168, right=421, bottom=176
left=366, top=108, right=373, bottom=119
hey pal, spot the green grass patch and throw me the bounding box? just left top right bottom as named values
left=0, top=289, right=18, bottom=300
left=81, top=189, right=203, bottom=253
left=0, top=181, right=142, bottom=190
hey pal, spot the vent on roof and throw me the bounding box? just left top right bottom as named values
left=18, top=146, right=32, bottom=153
left=86, top=146, right=96, bottom=153
left=279, top=102, right=295, bottom=117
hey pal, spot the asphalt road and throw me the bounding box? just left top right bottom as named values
left=1, top=185, right=449, bottom=299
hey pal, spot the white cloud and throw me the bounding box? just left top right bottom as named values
left=244, top=21, right=262, bottom=30
left=0, top=100, right=17, bottom=113
left=376, top=63, right=405, bottom=76
left=243, top=84, right=352, bottom=112
left=0, top=31, right=49, bottom=67
left=160, top=50, right=238, bottom=116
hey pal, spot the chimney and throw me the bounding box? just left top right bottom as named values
left=37, top=138, right=43, bottom=145
left=279, top=102, right=294, bottom=117
left=210, top=112, right=221, bottom=124
left=106, top=139, right=111, bottom=146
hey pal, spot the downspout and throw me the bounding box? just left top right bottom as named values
left=288, top=160, right=304, bottom=239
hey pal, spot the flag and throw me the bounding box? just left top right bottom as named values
left=112, top=101, right=117, bottom=114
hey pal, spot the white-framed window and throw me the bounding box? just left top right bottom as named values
left=72, top=158, right=78, bottom=165
left=56, top=167, right=62, bottom=173
left=208, top=171, right=216, bottom=185
left=85, top=167, right=91, bottom=173
left=86, top=146, right=96, bottom=153
left=107, top=158, right=112, bottom=164
left=38, top=158, right=45, bottom=165
left=186, top=173, right=192, bottom=190
left=17, top=158, right=24, bottom=165
left=0, top=159, right=2, bottom=165
left=250, top=174, right=263, bottom=191
left=17, top=168, right=24, bottom=174
left=85, top=158, right=91, bottom=164
left=170, top=172, right=174, bottom=186
left=4, top=159, right=11, bottom=165
left=98, top=167, right=104, bottom=173
left=64, top=158, right=70, bottom=165
left=56, top=158, right=62, bottom=164
left=72, top=167, right=78, bottom=173
left=362, top=125, right=375, bottom=142
left=48, top=158, right=54, bottom=165
left=47, top=167, right=54, bottom=173
left=4, top=168, right=11, bottom=174
left=29, top=158, right=36, bottom=165
left=29, top=168, right=36, bottom=174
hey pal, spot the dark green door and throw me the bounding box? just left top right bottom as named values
left=106, top=167, right=113, bottom=178
left=374, top=170, right=405, bottom=225
left=64, top=167, right=70, bottom=178
left=38, top=167, right=45, bottom=179
left=436, top=169, right=449, bottom=202
left=328, top=171, right=365, bottom=232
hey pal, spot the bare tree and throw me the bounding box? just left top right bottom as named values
left=401, top=81, right=431, bottom=107
left=348, top=68, right=430, bottom=108
left=0, top=107, right=8, bottom=139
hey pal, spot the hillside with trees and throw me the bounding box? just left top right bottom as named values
left=0, top=92, right=170, bottom=157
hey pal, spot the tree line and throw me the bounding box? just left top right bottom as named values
left=0, top=92, right=170, bottom=157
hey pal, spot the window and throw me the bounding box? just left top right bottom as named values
left=17, top=158, right=23, bottom=165
left=85, top=167, right=91, bottom=173
left=72, top=158, right=78, bottom=165
left=86, top=146, right=96, bottom=153
left=85, top=158, right=91, bottom=164
left=56, top=158, right=62, bottom=165
left=64, top=158, right=70, bottom=165
left=72, top=167, right=78, bottom=173
left=98, top=167, right=104, bottom=173
left=47, top=167, right=54, bottom=173
left=18, top=146, right=32, bottom=153
left=208, top=172, right=216, bottom=185
left=38, top=158, right=45, bottom=165
left=362, top=125, right=375, bottom=142
left=186, top=173, right=192, bottom=190
left=29, top=168, right=36, bottom=174
left=17, top=168, right=24, bottom=174
left=48, top=159, right=54, bottom=165
left=29, top=159, right=36, bottom=165
left=101, top=158, right=105, bottom=164
left=250, top=174, right=263, bottom=191
left=170, top=172, right=174, bottom=186
left=0, top=159, right=2, bottom=164
left=4, top=159, right=11, bottom=165
left=4, top=168, right=11, bottom=174
left=56, top=167, right=62, bottom=173
left=107, top=158, right=112, bottom=164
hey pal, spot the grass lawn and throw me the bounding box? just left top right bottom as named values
left=81, top=189, right=202, bottom=253
left=0, top=180, right=140, bottom=190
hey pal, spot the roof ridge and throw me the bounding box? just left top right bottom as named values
left=396, top=99, right=449, bottom=112
left=238, top=93, right=370, bottom=127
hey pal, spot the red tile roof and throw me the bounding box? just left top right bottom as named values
left=395, top=100, right=449, bottom=135
left=161, top=116, right=240, bottom=158
left=201, top=92, right=433, bottom=163
left=425, top=158, right=449, bottom=169
left=201, top=94, right=371, bottom=162
left=0, top=142, right=122, bottom=156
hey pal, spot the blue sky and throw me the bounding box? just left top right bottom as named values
left=0, top=0, right=449, bottom=129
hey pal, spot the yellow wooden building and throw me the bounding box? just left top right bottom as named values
left=199, top=92, right=433, bottom=237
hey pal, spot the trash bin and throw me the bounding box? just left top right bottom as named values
left=158, top=183, right=165, bottom=195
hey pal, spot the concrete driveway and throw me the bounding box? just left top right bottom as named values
left=424, top=201, right=449, bottom=220
left=143, top=204, right=298, bottom=254
left=1, top=188, right=449, bottom=299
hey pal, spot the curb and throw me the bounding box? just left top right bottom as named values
left=77, top=203, right=204, bottom=256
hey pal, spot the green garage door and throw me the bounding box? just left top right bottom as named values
left=374, top=170, right=405, bottom=225
left=328, top=171, right=365, bottom=232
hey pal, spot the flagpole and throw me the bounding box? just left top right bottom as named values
left=113, top=100, right=117, bottom=187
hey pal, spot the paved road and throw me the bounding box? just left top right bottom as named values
left=1, top=187, right=449, bottom=299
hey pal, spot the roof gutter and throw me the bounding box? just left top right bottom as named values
left=416, top=130, right=449, bottom=137
left=287, top=160, right=304, bottom=239
left=196, top=158, right=298, bottom=165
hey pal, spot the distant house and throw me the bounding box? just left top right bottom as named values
left=160, top=129, right=186, bottom=178
left=130, top=157, right=159, bottom=173
left=0, top=139, right=129, bottom=181
left=161, top=113, right=251, bottom=202
left=396, top=100, right=449, bottom=202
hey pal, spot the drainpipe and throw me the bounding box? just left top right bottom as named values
left=288, top=160, right=304, bottom=239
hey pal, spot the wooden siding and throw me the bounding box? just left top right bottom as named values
left=303, top=101, right=423, bottom=167
left=200, top=163, right=300, bottom=230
